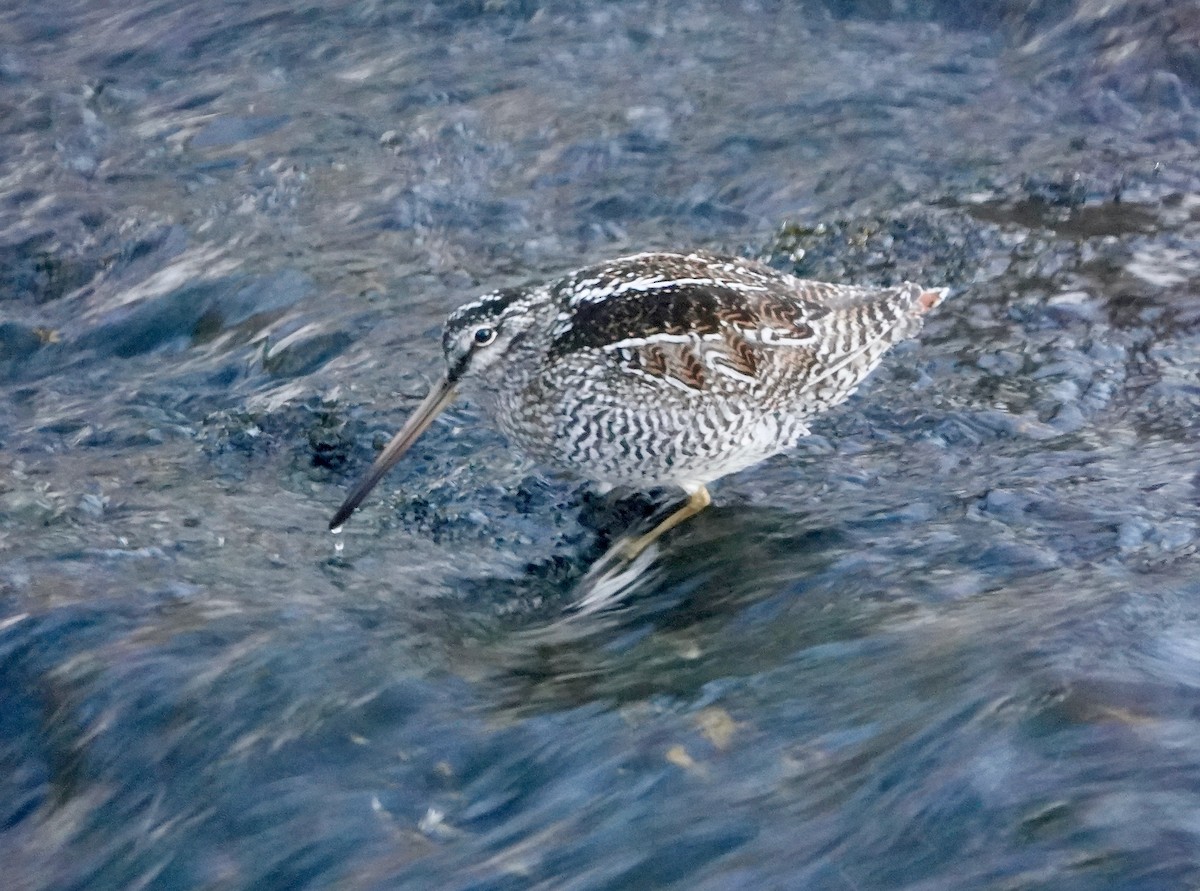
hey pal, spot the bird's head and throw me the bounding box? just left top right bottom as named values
left=440, top=286, right=539, bottom=384
left=329, top=287, right=541, bottom=530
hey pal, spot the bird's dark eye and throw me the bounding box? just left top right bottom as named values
left=473, top=327, right=496, bottom=346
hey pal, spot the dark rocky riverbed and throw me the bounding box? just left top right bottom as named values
left=3, top=1, right=1200, bottom=887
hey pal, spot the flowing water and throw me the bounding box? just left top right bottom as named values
left=4, top=1, right=1200, bottom=887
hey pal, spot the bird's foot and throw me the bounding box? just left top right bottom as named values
left=566, top=485, right=713, bottom=614
left=570, top=539, right=661, bottom=615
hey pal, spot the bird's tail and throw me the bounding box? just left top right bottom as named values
left=910, top=285, right=949, bottom=316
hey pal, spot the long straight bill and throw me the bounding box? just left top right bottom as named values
left=329, top=377, right=458, bottom=530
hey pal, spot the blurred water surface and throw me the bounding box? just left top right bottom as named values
left=3, top=0, right=1200, bottom=888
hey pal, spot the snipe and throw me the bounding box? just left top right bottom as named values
left=331, top=250, right=944, bottom=558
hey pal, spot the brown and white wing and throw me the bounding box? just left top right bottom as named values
left=544, top=253, right=829, bottom=395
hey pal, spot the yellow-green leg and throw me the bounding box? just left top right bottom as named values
left=619, top=485, right=712, bottom=561
left=572, top=485, right=713, bottom=613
